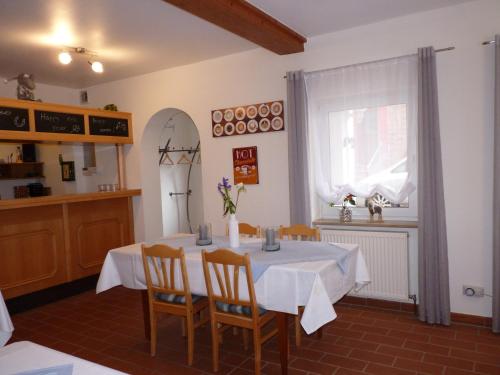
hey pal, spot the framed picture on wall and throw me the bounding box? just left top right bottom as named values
left=61, top=161, right=75, bottom=181
left=233, top=146, right=259, bottom=185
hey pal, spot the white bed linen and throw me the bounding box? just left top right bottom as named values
left=0, top=341, right=127, bottom=375
left=96, top=237, right=370, bottom=334
left=0, top=291, right=13, bottom=347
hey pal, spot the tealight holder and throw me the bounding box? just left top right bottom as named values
left=262, top=227, right=280, bottom=251
left=196, top=223, right=212, bottom=246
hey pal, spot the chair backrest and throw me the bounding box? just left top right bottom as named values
left=278, top=224, right=320, bottom=241
left=239, top=223, right=261, bottom=238
left=225, top=222, right=261, bottom=238
left=201, top=248, right=259, bottom=317
left=141, top=243, right=193, bottom=305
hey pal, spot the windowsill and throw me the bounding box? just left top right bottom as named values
left=313, top=218, right=418, bottom=228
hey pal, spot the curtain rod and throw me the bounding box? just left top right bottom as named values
left=282, top=46, right=455, bottom=78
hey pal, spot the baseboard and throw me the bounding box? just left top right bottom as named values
left=339, top=295, right=417, bottom=313
left=5, top=274, right=99, bottom=315
left=339, top=295, right=492, bottom=328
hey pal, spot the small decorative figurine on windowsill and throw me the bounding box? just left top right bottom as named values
left=367, top=196, right=383, bottom=222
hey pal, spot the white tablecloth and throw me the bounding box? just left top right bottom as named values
left=0, top=291, right=13, bottom=347
left=97, top=236, right=370, bottom=334
left=0, top=341, right=127, bottom=374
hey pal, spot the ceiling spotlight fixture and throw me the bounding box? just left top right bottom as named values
left=89, top=61, right=104, bottom=74
left=58, top=51, right=72, bottom=65
left=57, top=47, right=104, bottom=74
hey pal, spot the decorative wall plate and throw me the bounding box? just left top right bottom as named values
left=235, top=107, right=245, bottom=120
left=236, top=121, right=246, bottom=134
left=224, top=109, right=234, bottom=122
left=213, top=123, right=223, bottom=137
left=258, top=104, right=270, bottom=117
left=212, top=110, right=223, bottom=123
left=259, top=118, right=271, bottom=132
left=270, top=101, right=283, bottom=116
left=271, top=117, right=284, bottom=130
left=224, top=122, right=235, bottom=135
left=246, top=105, right=258, bottom=119
left=247, top=119, right=258, bottom=133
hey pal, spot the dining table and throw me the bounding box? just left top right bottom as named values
left=0, top=341, right=128, bottom=374
left=96, top=234, right=370, bottom=374
left=0, top=290, right=14, bottom=347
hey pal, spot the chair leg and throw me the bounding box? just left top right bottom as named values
left=242, top=328, right=249, bottom=350
left=181, top=317, right=187, bottom=337
left=186, top=314, right=195, bottom=366
left=253, top=329, right=262, bottom=375
left=210, top=318, right=220, bottom=372
left=294, top=315, right=302, bottom=347
left=150, top=311, right=157, bottom=356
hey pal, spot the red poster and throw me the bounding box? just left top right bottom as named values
left=233, top=146, right=259, bottom=185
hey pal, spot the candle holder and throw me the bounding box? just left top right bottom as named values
left=261, top=227, right=280, bottom=251
left=196, top=223, right=212, bottom=246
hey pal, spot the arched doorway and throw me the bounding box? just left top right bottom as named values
left=141, top=108, right=203, bottom=240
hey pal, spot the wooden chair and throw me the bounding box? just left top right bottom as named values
left=202, top=248, right=278, bottom=375
left=141, top=244, right=209, bottom=365
left=226, top=222, right=261, bottom=238
left=278, top=224, right=320, bottom=241
left=278, top=224, right=321, bottom=347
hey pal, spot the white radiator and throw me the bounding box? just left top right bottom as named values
left=321, top=229, right=409, bottom=302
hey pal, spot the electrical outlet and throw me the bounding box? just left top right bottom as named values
left=463, top=285, right=484, bottom=297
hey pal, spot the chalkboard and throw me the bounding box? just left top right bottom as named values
left=34, top=110, right=85, bottom=134
left=89, top=116, right=129, bottom=137
left=0, top=106, right=29, bottom=131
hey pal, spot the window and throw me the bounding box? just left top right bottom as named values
left=305, top=55, right=418, bottom=217
left=328, top=104, right=409, bottom=208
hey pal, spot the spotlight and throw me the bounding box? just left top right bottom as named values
left=90, top=61, right=104, bottom=73
left=58, top=51, right=72, bottom=65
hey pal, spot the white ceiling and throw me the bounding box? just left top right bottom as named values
left=0, top=0, right=474, bottom=89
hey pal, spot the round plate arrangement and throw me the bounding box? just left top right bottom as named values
left=235, top=107, right=245, bottom=120
left=271, top=117, right=284, bottom=131
left=213, top=123, right=223, bottom=137
left=235, top=121, right=246, bottom=134
left=224, top=109, right=234, bottom=122
left=247, top=119, right=258, bottom=133
left=212, top=110, right=223, bottom=123
left=246, top=105, right=258, bottom=119
left=258, top=104, right=270, bottom=117
left=224, top=122, right=235, bottom=135
left=270, top=101, right=283, bottom=116
left=259, top=118, right=271, bottom=132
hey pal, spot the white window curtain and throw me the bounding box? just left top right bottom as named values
left=305, top=55, right=418, bottom=204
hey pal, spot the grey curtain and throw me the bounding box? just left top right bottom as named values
left=286, top=71, right=311, bottom=226
left=417, top=47, right=451, bottom=325
left=493, top=34, right=500, bottom=333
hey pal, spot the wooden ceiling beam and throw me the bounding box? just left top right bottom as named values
left=163, top=0, right=306, bottom=55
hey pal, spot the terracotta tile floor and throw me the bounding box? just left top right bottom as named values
left=8, top=287, right=500, bottom=375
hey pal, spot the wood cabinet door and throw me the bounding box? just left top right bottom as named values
left=0, top=205, right=67, bottom=299
left=67, top=197, right=133, bottom=279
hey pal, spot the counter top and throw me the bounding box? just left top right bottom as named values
left=0, top=189, right=141, bottom=210
left=313, top=218, right=418, bottom=228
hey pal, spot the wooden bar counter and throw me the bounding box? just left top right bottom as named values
left=0, top=189, right=141, bottom=299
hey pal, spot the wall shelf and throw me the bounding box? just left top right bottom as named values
left=0, top=97, right=133, bottom=144
left=0, top=162, right=44, bottom=180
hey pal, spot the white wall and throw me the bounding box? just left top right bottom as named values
left=0, top=78, right=80, bottom=105
left=84, top=0, right=499, bottom=318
